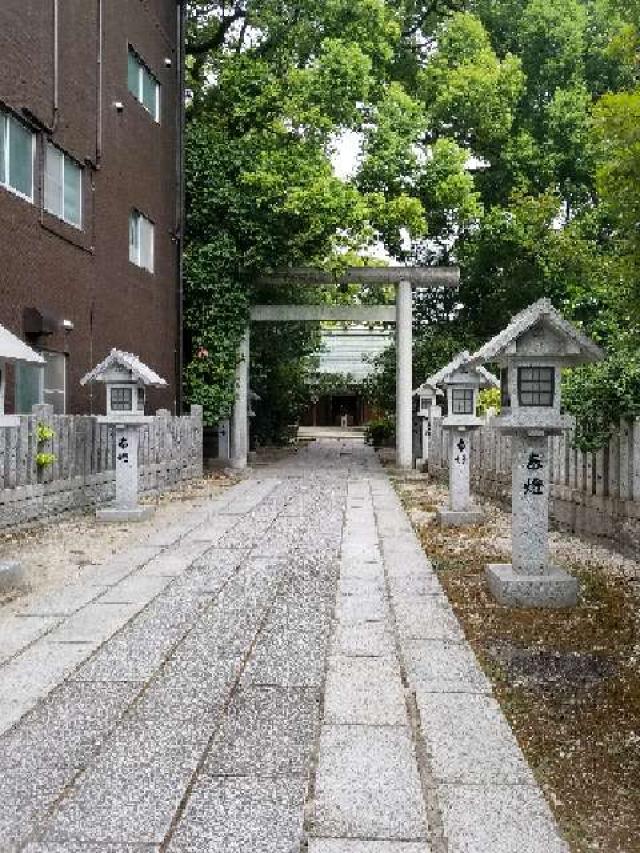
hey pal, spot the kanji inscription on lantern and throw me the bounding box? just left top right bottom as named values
left=523, top=477, right=544, bottom=496
left=527, top=452, right=543, bottom=470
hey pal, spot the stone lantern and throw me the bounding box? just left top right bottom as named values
left=0, top=323, right=45, bottom=426
left=81, top=349, right=167, bottom=522
left=413, top=380, right=442, bottom=466
left=430, top=351, right=499, bottom=526
left=469, top=299, right=604, bottom=607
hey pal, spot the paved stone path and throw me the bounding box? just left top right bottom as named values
left=0, top=441, right=568, bottom=852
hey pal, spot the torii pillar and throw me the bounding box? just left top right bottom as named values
left=395, top=279, right=413, bottom=469
left=230, top=326, right=250, bottom=470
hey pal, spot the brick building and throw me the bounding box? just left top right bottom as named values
left=0, top=0, right=184, bottom=414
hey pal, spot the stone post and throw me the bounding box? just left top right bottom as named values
left=510, top=433, right=550, bottom=574
left=218, top=418, right=230, bottom=462
left=449, top=431, right=471, bottom=512
left=437, top=429, right=484, bottom=526
left=395, top=280, right=412, bottom=469
left=486, top=431, right=578, bottom=606
left=230, top=326, right=250, bottom=470
left=97, top=422, right=152, bottom=522
left=421, top=418, right=429, bottom=462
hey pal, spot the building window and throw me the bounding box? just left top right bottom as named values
left=136, top=387, right=145, bottom=411
left=451, top=388, right=474, bottom=415
left=111, top=387, right=133, bottom=412
left=44, top=144, right=82, bottom=228
left=128, top=49, right=160, bottom=121
left=129, top=210, right=154, bottom=272
left=0, top=112, right=35, bottom=201
left=518, top=366, right=555, bottom=407
left=15, top=361, right=44, bottom=413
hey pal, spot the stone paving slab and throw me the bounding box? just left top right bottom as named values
left=335, top=592, right=388, bottom=623
left=416, top=692, right=535, bottom=785
left=309, top=842, right=431, bottom=853
left=331, top=621, right=395, bottom=657
left=0, top=615, right=58, bottom=664
left=387, top=571, right=444, bottom=598
left=0, top=641, right=93, bottom=734
left=312, top=725, right=428, bottom=840
left=47, top=600, right=145, bottom=645
left=32, top=702, right=217, bottom=844
left=165, top=777, right=307, bottom=853
left=99, top=574, right=172, bottom=604
left=206, top=685, right=319, bottom=777
left=23, top=844, right=160, bottom=852
left=323, top=655, right=407, bottom=726
left=243, top=627, right=329, bottom=688
left=1, top=681, right=141, bottom=772
left=438, top=783, right=570, bottom=852
left=15, top=582, right=109, bottom=617
left=405, top=640, right=492, bottom=694
left=393, top=596, right=465, bottom=642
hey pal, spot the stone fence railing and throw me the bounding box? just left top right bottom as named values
left=0, top=405, right=203, bottom=528
left=428, top=416, right=640, bottom=552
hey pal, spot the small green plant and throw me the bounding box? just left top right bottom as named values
left=478, top=387, right=501, bottom=415
left=36, top=422, right=56, bottom=469
left=36, top=452, right=56, bottom=468
left=365, top=415, right=395, bottom=448
left=36, top=423, right=55, bottom=443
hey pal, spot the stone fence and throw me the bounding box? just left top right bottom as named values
left=0, top=405, right=203, bottom=528
left=428, top=416, right=640, bottom=552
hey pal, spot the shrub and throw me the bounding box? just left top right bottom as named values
left=365, top=416, right=396, bottom=448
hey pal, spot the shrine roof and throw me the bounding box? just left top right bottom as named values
left=81, top=349, right=167, bottom=387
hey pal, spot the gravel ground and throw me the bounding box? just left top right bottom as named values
left=0, top=472, right=237, bottom=610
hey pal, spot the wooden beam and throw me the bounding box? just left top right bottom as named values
left=250, top=305, right=397, bottom=323
left=255, top=266, right=460, bottom=287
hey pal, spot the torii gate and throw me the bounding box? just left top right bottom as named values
left=230, top=266, right=460, bottom=470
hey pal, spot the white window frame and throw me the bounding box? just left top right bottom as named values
left=127, top=48, right=160, bottom=123
left=0, top=112, right=35, bottom=203
left=44, top=143, right=82, bottom=229
left=129, top=210, right=155, bottom=273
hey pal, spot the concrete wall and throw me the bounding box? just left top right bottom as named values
left=0, top=0, right=181, bottom=414
left=428, top=416, right=640, bottom=554
left=0, top=404, right=203, bottom=528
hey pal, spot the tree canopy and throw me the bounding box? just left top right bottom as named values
left=185, top=0, right=640, bottom=448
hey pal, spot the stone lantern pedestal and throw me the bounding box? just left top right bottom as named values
left=486, top=430, right=578, bottom=607
left=96, top=420, right=153, bottom=523
left=470, top=299, right=604, bottom=608
left=438, top=427, right=485, bottom=526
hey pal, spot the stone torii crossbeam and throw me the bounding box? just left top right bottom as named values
left=229, top=265, right=460, bottom=470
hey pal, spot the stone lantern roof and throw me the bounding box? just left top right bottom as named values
left=427, top=351, right=499, bottom=389
left=80, top=349, right=167, bottom=387
left=412, top=379, right=442, bottom=397
left=0, top=323, right=45, bottom=365
left=468, top=299, right=604, bottom=368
